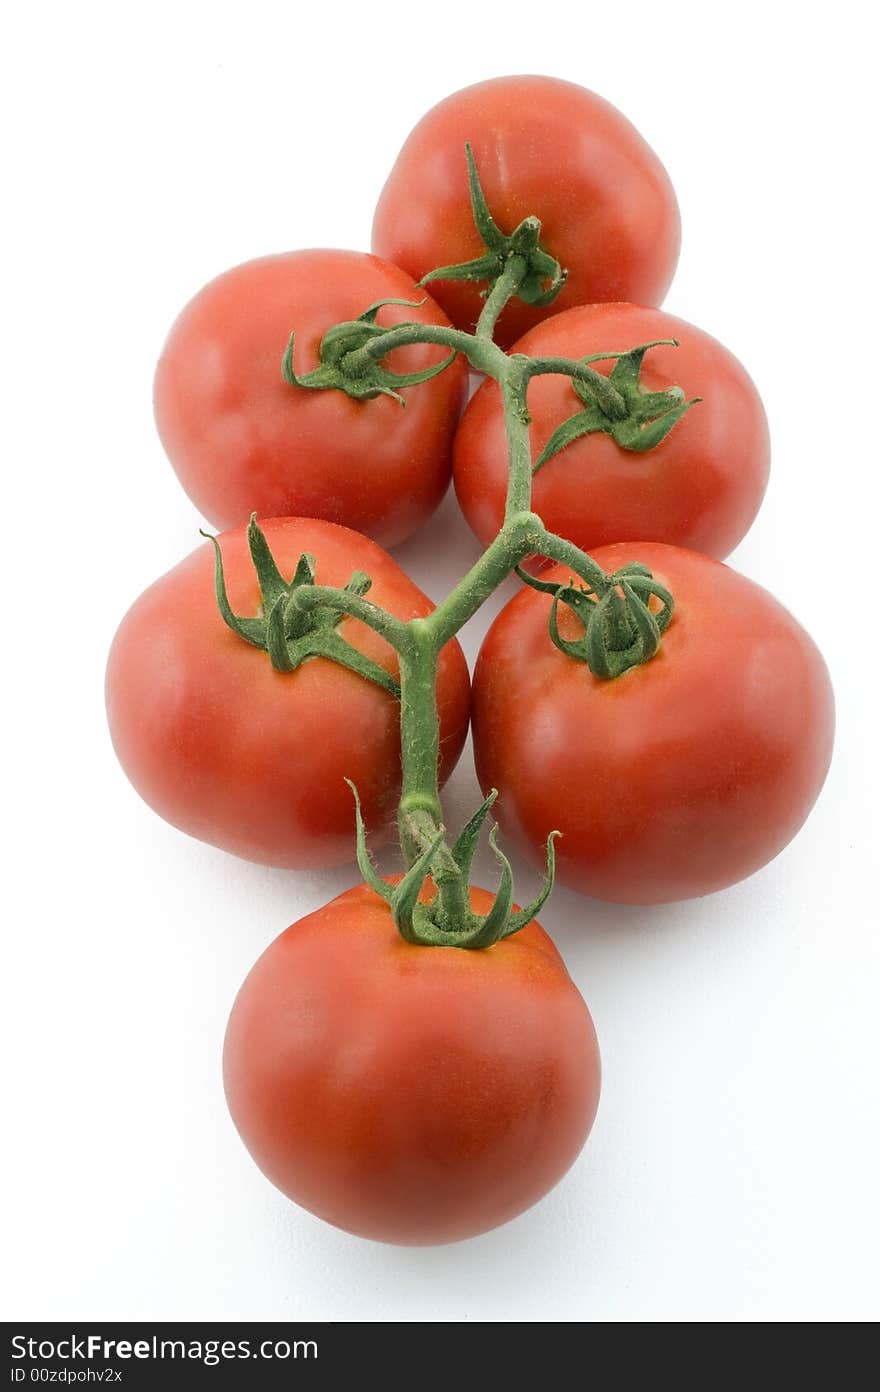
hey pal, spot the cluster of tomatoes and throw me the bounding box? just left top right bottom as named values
left=107, top=77, right=834, bottom=1246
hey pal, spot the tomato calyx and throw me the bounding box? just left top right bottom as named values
left=517, top=561, right=674, bottom=679
left=201, top=515, right=401, bottom=695
left=532, top=341, right=701, bottom=474
left=419, top=143, right=567, bottom=311
left=281, top=298, right=458, bottom=404
left=349, top=782, right=558, bottom=949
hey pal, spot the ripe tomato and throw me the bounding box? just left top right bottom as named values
left=455, top=303, right=770, bottom=560
left=106, top=517, right=470, bottom=868
left=223, top=880, right=601, bottom=1245
left=372, top=76, right=680, bottom=349
left=472, top=544, right=834, bottom=904
left=153, top=250, right=467, bottom=546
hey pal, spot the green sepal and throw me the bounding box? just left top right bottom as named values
left=298, top=630, right=400, bottom=697
left=346, top=779, right=395, bottom=905
left=421, top=250, right=502, bottom=288
left=265, top=596, right=297, bottom=672
left=462, top=826, right=515, bottom=949
left=281, top=335, right=339, bottom=393
left=613, top=561, right=655, bottom=581
left=419, top=143, right=567, bottom=310
left=520, top=560, right=675, bottom=680
left=533, top=340, right=701, bottom=473
left=391, top=830, right=446, bottom=944
left=504, top=215, right=568, bottom=307
left=356, top=297, right=428, bottom=325
left=202, top=516, right=400, bottom=696
left=395, top=801, right=559, bottom=952
left=344, top=570, right=372, bottom=598
left=200, top=531, right=265, bottom=648
left=282, top=555, right=319, bottom=641
left=533, top=409, right=608, bottom=473
left=282, top=302, right=457, bottom=405
left=623, top=572, right=674, bottom=634
left=247, top=512, right=294, bottom=610
left=450, top=789, right=498, bottom=882
left=461, top=140, right=506, bottom=252
left=379, top=794, right=560, bottom=950
left=513, top=565, right=571, bottom=596
left=619, top=580, right=662, bottom=663
left=608, top=395, right=698, bottom=453
left=584, top=591, right=614, bottom=679
left=548, top=584, right=591, bottom=664
left=503, top=831, right=560, bottom=937
left=290, top=550, right=318, bottom=586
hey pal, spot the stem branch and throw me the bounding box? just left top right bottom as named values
left=475, top=256, right=527, bottom=340
left=354, top=323, right=507, bottom=378
left=524, top=355, right=627, bottom=420
left=288, top=585, right=411, bottom=650
left=530, top=528, right=612, bottom=593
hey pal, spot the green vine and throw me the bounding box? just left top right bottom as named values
left=207, top=147, right=696, bottom=947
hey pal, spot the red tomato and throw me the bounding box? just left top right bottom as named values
left=224, top=880, right=600, bottom=1245
left=153, top=250, right=466, bottom=546
left=455, top=304, right=770, bottom=560
left=106, top=517, right=470, bottom=868
left=372, top=76, right=680, bottom=349
left=472, top=544, right=834, bottom=904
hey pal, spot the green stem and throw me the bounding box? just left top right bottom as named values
left=419, top=355, right=539, bottom=649
left=350, top=309, right=620, bottom=909
left=530, top=528, right=611, bottom=593
left=398, top=619, right=442, bottom=827
left=355, top=322, right=507, bottom=379
left=425, top=515, right=540, bottom=649
left=475, top=256, right=527, bottom=340
left=501, top=357, right=534, bottom=516
left=287, top=584, right=410, bottom=650
left=524, top=355, right=627, bottom=420
left=295, top=273, right=672, bottom=938
left=395, top=623, right=471, bottom=924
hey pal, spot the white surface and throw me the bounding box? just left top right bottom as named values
left=3, top=0, right=878, bottom=1324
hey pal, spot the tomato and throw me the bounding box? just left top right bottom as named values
left=472, top=543, right=834, bottom=904
left=454, top=303, right=770, bottom=561
left=223, top=880, right=600, bottom=1245
left=372, top=76, right=680, bottom=349
left=106, top=517, right=470, bottom=868
left=153, top=250, right=467, bottom=546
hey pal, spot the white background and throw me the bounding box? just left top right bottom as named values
left=3, top=0, right=878, bottom=1324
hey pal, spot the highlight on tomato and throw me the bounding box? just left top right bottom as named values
left=472, top=543, right=834, bottom=905
left=372, top=75, right=680, bottom=349
left=153, top=249, right=467, bottom=547
left=106, top=516, right=470, bottom=868
left=223, top=880, right=601, bottom=1245
left=454, top=303, right=771, bottom=561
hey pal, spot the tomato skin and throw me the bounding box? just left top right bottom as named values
left=153, top=250, right=467, bottom=546
left=105, top=518, right=470, bottom=868
left=223, top=881, right=600, bottom=1245
left=454, top=303, right=770, bottom=561
left=472, top=544, right=834, bottom=905
left=372, top=76, right=680, bottom=349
